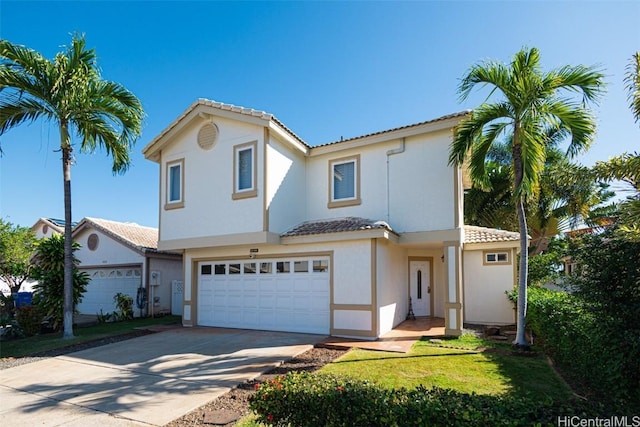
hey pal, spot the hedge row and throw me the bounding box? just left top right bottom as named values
left=249, top=372, right=603, bottom=427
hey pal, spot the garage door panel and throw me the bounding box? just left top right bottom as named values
left=77, top=268, right=141, bottom=316
left=197, top=257, right=329, bottom=334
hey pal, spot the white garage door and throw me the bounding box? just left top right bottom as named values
left=77, top=268, right=142, bottom=316
left=197, top=257, right=330, bottom=334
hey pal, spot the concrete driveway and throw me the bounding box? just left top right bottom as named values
left=0, top=327, right=323, bottom=426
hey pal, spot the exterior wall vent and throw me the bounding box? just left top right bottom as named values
left=197, top=123, right=219, bottom=151
left=87, top=233, right=99, bottom=251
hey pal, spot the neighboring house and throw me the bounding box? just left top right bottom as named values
left=143, top=99, right=521, bottom=338
left=0, top=218, right=73, bottom=295
left=72, top=217, right=183, bottom=317
left=31, top=217, right=73, bottom=239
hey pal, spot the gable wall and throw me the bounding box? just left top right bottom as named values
left=75, top=228, right=145, bottom=267
left=159, top=116, right=265, bottom=242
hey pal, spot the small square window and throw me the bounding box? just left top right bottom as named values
left=484, top=251, right=510, bottom=265
left=313, top=260, right=329, bottom=272
left=214, top=264, right=226, bottom=275
left=260, top=262, right=272, bottom=274
left=229, top=264, right=241, bottom=274
left=276, top=261, right=290, bottom=273
left=201, top=265, right=212, bottom=275
left=243, top=263, right=256, bottom=274
left=294, top=261, right=308, bottom=273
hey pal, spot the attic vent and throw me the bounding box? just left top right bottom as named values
left=88, top=233, right=99, bottom=251
left=197, top=123, right=218, bottom=151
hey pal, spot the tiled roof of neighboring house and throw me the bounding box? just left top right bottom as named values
left=315, top=110, right=471, bottom=148
left=76, top=217, right=160, bottom=253
left=464, top=225, right=521, bottom=244
left=282, top=217, right=395, bottom=237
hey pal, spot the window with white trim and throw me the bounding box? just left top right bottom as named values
left=165, top=159, right=184, bottom=209
left=233, top=142, right=257, bottom=199
left=328, top=155, right=360, bottom=208
left=484, top=251, right=510, bottom=265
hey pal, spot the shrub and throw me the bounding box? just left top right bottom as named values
left=250, top=372, right=604, bottom=426
left=113, top=293, right=134, bottom=321
left=15, top=305, right=43, bottom=336
left=30, top=235, right=89, bottom=331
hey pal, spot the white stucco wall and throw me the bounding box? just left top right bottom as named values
left=376, top=240, right=408, bottom=335
left=159, top=117, right=265, bottom=242
left=75, top=228, right=145, bottom=267
left=305, top=131, right=455, bottom=233
left=463, top=250, right=515, bottom=325
left=266, top=136, right=307, bottom=233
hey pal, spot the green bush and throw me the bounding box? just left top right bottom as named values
left=31, top=235, right=89, bottom=331
left=15, top=305, right=43, bottom=336
left=249, top=372, right=603, bottom=426
left=523, top=228, right=640, bottom=410
left=113, top=293, right=133, bottom=321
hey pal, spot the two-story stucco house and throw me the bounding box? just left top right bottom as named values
left=143, top=99, right=520, bottom=338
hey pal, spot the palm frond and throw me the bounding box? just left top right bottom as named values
left=624, top=52, right=640, bottom=124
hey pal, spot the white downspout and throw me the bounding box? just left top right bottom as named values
left=386, top=138, right=405, bottom=224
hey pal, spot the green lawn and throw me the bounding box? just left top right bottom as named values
left=0, top=315, right=181, bottom=358
left=238, top=333, right=573, bottom=425
left=321, top=334, right=570, bottom=401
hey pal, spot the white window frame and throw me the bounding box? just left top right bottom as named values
left=165, top=159, right=184, bottom=210
left=328, top=155, right=361, bottom=208
left=233, top=141, right=258, bottom=200
left=483, top=250, right=511, bottom=265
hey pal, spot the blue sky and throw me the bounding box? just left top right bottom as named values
left=1, top=0, right=638, bottom=228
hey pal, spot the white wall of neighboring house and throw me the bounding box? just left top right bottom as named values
left=159, top=116, right=265, bottom=243
left=463, top=249, right=516, bottom=325
left=75, top=229, right=146, bottom=267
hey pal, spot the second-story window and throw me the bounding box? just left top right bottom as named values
left=165, top=159, right=184, bottom=210
left=233, top=141, right=257, bottom=199
left=328, top=155, right=361, bottom=208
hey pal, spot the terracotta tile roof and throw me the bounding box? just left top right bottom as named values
left=77, top=217, right=160, bottom=252
left=315, top=110, right=471, bottom=148
left=145, top=99, right=309, bottom=154
left=464, top=225, right=520, bottom=244
left=282, top=217, right=395, bottom=237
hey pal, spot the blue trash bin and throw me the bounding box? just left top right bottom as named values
left=14, top=292, right=33, bottom=308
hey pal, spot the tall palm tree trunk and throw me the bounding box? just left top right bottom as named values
left=513, top=142, right=529, bottom=347
left=515, top=197, right=529, bottom=347
left=61, top=123, right=75, bottom=339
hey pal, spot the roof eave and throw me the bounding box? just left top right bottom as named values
left=309, top=111, right=470, bottom=157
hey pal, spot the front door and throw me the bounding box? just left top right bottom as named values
left=409, top=260, right=431, bottom=316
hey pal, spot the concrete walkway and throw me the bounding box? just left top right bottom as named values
left=319, top=317, right=446, bottom=353
left=0, top=327, right=322, bottom=426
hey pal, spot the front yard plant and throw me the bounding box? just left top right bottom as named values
left=250, top=372, right=602, bottom=427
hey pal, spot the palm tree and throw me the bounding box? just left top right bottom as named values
left=0, top=34, right=144, bottom=338
left=449, top=47, right=604, bottom=347
left=594, top=52, right=640, bottom=237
